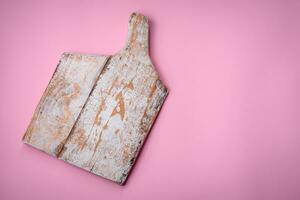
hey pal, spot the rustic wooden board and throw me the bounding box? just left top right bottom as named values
left=23, top=13, right=168, bottom=185
left=23, top=53, right=109, bottom=156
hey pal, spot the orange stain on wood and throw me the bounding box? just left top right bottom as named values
left=94, top=99, right=105, bottom=125
left=107, top=77, right=119, bottom=95
left=49, top=82, right=81, bottom=151
left=125, top=80, right=134, bottom=90
left=61, top=83, right=81, bottom=123
left=76, top=128, right=87, bottom=151
left=111, top=92, right=125, bottom=120
left=148, top=82, right=157, bottom=99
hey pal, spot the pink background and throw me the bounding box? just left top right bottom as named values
left=1, top=0, right=300, bottom=199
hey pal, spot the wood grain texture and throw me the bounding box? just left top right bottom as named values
left=23, top=13, right=168, bottom=185
left=23, top=53, right=109, bottom=156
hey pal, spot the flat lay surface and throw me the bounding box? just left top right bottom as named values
left=0, top=0, right=300, bottom=200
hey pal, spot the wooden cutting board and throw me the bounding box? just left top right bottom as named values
left=22, top=13, right=168, bottom=185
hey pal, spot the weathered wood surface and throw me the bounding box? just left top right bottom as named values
left=23, top=53, right=109, bottom=156
left=23, top=13, right=168, bottom=185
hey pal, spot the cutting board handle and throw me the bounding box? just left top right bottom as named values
left=124, top=13, right=149, bottom=54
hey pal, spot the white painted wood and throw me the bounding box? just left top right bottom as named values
left=23, top=53, right=109, bottom=156
left=23, top=13, right=168, bottom=185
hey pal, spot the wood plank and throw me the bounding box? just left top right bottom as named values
left=23, top=53, right=109, bottom=156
